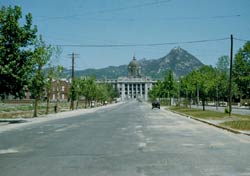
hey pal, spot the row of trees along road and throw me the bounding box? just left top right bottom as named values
left=72, top=77, right=119, bottom=109
left=0, top=6, right=64, bottom=117
left=149, top=41, right=250, bottom=111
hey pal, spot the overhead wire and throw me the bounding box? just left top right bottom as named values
left=234, top=38, right=250, bottom=42
left=54, top=37, right=230, bottom=48
left=36, top=0, right=172, bottom=21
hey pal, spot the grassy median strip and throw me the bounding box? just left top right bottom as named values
left=169, top=106, right=229, bottom=120
left=169, top=106, right=250, bottom=131
left=220, top=121, right=250, bottom=131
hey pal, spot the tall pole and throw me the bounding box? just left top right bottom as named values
left=72, top=52, right=75, bottom=82
left=197, top=84, right=199, bottom=107
left=70, top=52, right=75, bottom=110
left=216, top=85, right=218, bottom=110
left=228, top=34, right=233, bottom=116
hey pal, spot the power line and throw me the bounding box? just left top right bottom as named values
left=166, top=14, right=241, bottom=20
left=36, top=0, right=172, bottom=21
left=54, top=38, right=229, bottom=48
left=95, top=0, right=172, bottom=14
left=37, top=13, right=241, bottom=22
left=234, top=38, right=250, bottom=42
left=80, top=14, right=241, bottom=22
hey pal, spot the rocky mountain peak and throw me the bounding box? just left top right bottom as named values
left=62, top=47, right=204, bottom=79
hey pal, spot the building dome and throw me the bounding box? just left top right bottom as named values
left=128, top=57, right=139, bottom=67
left=128, top=56, right=141, bottom=78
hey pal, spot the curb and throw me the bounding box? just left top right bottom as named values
left=168, top=109, right=250, bottom=136
left=0, top=119, right=27, bottom=124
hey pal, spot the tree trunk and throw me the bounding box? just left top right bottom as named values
left=76, top=98, right=79, bottom=109
left=202, top=97, right=206, bottom=111
left=84, top=100, right=87, bottom=109
left=189, top=95, right=192, bottom=108
left=55, top=98, right=58, bottom=113
left=46, top=96, right=50, bottom=114
left=33, top=98, right=38, bottom=117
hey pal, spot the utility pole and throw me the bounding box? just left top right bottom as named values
left=197, top=83, right=199, bottom=107
left=69, top=52, right=79, bottom=110
left=72, top=52, right=75, bottom=80
left=70, top=52, right=75, bottom=110
left=228, top=34, right=233, bottom=117
left=216, top=85, right=218, bottom=110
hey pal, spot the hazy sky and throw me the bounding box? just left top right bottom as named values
left=2, top=0, right=250, bottom=70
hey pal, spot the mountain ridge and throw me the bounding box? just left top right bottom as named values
left=62, top=47, right=204, bottom=79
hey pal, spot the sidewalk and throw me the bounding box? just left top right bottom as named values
left=0, top=102, right=123, bottom=133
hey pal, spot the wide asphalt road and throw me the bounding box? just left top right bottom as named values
left=0, top=100, right=250, bottom=176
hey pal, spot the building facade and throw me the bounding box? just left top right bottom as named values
left=97, top=56, right=156, bottom=101
left=50, top=79, right=70, bottom=101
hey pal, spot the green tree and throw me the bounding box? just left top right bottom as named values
left=45, top=67, right=54, bottom=114
left=162, top=70, right=176, bottom=105
left=45, top=46, right=62, bottom=114
left=216, top=55, right=229, bottom=75
left=0, top=6, right=37, bottom=99
left=215, top=56, right=231, bottom=105
left=77, top=77, right=97, bottom=108
left=180, top=71, right=198, bottom=107
left=96, top=84, right=109, bottom=104
left=181, top=65, right=218, bottom=110
left=148, top=80, right=164, bottom=100
left=74, top=77, right=87, bottom=109
left=103, top=84, right=119, bottom=103
left=28, top=36, right=52, bottom=117
left=54, top=65, right=63, bottom=112
left=233, top=41, right=250, bottom=100
left=73, top=78, right=118, bottom=109
left=196, top=66, right=217, bottom=110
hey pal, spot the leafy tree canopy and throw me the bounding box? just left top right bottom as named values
left=0, top=5, right=37, bottom=99
left=233, top=41, right=250, bottom=98
left=216, top=55, right=229, bottom=75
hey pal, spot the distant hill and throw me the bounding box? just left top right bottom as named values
left=62, top=47, right=204, bottom=79
left=139, top=47, right=204, bottom=79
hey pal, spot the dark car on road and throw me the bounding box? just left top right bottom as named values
left=152, top=100, right=160, bottom=109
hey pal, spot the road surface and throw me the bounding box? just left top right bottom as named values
left=0, top=100, right=250, bottom=176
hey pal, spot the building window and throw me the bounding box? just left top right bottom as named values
left=62, top=86, right=65, bottom=91
left=62, top=94, right=65, bottom=100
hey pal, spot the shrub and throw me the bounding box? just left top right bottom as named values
left=224, top=108, right=229, bottom=114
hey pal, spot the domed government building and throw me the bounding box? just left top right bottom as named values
left=97, top=56, right=156, bottom=101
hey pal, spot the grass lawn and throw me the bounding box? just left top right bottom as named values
left=0, top=102, right=71, bottom=119
left=169, top=106, right=232, bottom=120
left=0, top=101, right=104, bottom=119
left=0, top=103, right=34, bottom=112
left=221, top=120, right=250, bottom=131
left=169, top=106, right=250, bottom=131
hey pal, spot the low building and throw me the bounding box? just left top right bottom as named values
left=50, top=79, right=70, bottom=101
